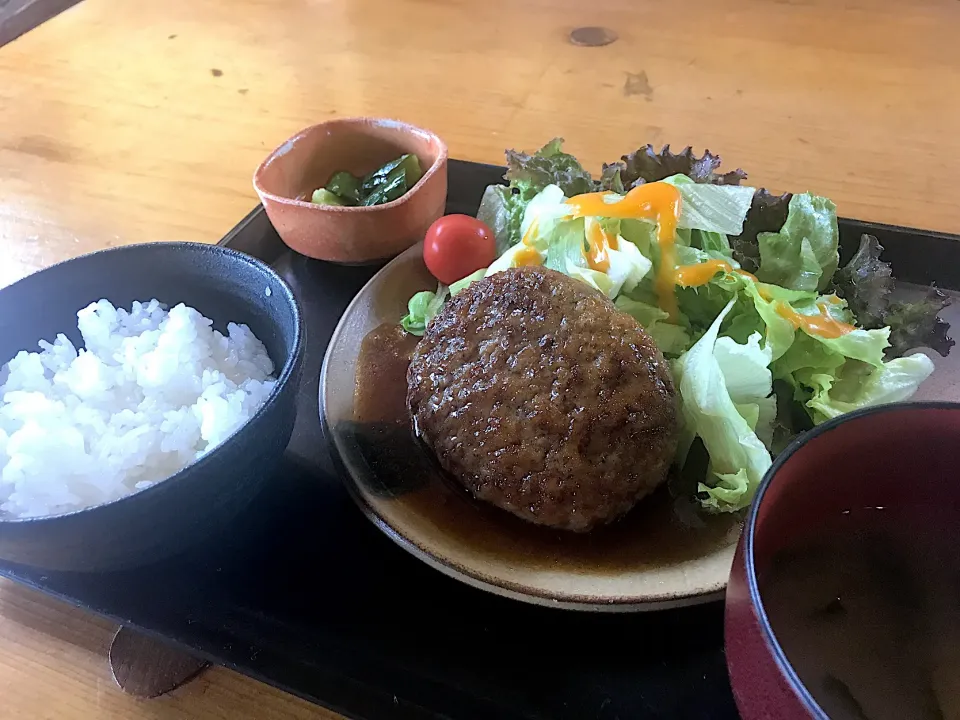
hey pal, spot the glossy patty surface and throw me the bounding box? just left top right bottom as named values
left=407, top=266, right=679, bottom=532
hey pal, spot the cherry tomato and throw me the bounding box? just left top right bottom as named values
left=423, top=215, right=496, bottom=285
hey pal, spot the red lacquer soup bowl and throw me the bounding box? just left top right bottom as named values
left=725, top=402, right=960, bottom=719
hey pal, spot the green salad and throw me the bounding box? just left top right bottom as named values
left=402, top=139, right=953, bottom=513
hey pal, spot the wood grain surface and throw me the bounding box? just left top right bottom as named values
left=0, top=578, right=339, bottom=718
left=0, top=0, right=958, bottom=717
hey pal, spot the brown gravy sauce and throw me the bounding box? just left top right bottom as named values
left=349, top=322, right=741, bottom=573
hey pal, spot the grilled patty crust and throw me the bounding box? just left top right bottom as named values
left=407, top=266, right=679, bottom=532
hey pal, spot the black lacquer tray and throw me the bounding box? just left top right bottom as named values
left=2, top=160, right=959, bottom=720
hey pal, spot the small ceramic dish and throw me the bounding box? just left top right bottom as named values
left=725, top=402, right=960, bottom=719
left=253, top=118, right=448, bottom=264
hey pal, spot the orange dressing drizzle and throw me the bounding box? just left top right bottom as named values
left=514, top=217, right=543, bottom=266
left=672, top=260, right=757, bottom=288
left=521, top=217, right=540, bottom=246
left=584, top=220, right=614, bottom=272
left=675, top=259, right=734, bottom=287
left=514, top=246, right=543, bottom=266
left=775, top=301, right=855, bottom=339
left=566, top=184, right=681, bottom=319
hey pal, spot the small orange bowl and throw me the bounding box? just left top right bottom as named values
left=253, top=118, right=448, bottom=264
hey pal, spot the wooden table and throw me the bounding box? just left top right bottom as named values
left=0, top=0, right=958, bottom=716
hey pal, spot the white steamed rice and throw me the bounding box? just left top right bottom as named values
left=0, top=299, right=277, bottom=519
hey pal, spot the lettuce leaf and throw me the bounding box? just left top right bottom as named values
left=544, top=221, right=652, bottom=299
left=488, top=185, right=654, bottom=299
left=771, top=290, right=890, bottom=367
left=714, top=332, right=773, bottom=403
left=756, top=193, right=839, bottom=292
left=450, top=269, right=486, bottom=296
left=737, top=281, right=800, bottom=361
left=831, top=234, right=954, bottom=358
left=730, top=189, right=792, bottom=273
left=504, top=138, right=594, bottom=198
left=810, top=326, right=889, bottom=368
left=479, top=139, right=596, bottom=251
left=476, top=185, right=525, bottom=253
left=673, top=300, right=773, bottom=512
left=694, top=230, right=732, bottom=257
left=518, top=184, right=571, bottom=246
left=400, top=286, right=449, bottom=336
left=598, top=163, right=626, bottom=193
left=661, top=175, right=755, bottom=236
left=588, top=222, right=653, bottom=296
left=676, top=279, right=740, bottom=331
left=772, top=332, right=845, bottom=389
left=766, top=293, right=928, bottom=425
left=486, top=184, right=567, bottom=275
left=604, top=145, right=747, bottom=189
left=829, top=233, right=892, bottom=328
left=672, top=271, right=799, bottom=360
left=885, top=289, right=954, bottom=358
left=615, top=296, right=692, bottom=356
left=698, top=470, right=751, bottom=514
left=804, top=354, right=935, bottom=423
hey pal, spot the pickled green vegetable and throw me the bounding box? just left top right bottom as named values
left=310, top=188, right=347, bottom=206
left=310, top=153, right=424, bottom=208
left=361, top=155, right=406, bottom=193
left=326, top=171, right=362, bottom=204
left=361, top=171, right=407, bottom=206
left=362, top=154, right=422, bottom=194
left=396, top=153, right=424, bottom=189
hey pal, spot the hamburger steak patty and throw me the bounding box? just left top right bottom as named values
left=406, top=266, right=680, bottom=532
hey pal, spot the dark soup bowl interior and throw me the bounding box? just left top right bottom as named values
left=726, top=402, right=960, bottom=720
left=0, top=242, right=304, bottom=572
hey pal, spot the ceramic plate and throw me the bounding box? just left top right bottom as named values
left=319, top=243, right=756, bottom=611
left=321, top=246, right=960, bottom=610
